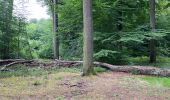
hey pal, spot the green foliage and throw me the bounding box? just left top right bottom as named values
left=26, top=19, right=53, bottom=59
left=57, top=0, right=83, bottom=60
left=0, top=0, right=29, bottom=59
left=119, top=32, right=145, bottom=43
left=119, top=30, right=169, bottom=43
left=94, top=50, right=119, bottom=58
left=1, top=0, right=170, bottom=66
left=94, top=49, right=128, bottom=65
left=94, top=67, right=107, bottom=73
left=129, top=56, right=170, bottom=68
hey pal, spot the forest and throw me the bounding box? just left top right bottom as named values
left=0, top=0, right=170, bottom=99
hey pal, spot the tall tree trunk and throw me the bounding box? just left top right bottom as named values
left=53, top=0, right=59, bottom=59
left=149, top=0, right=156, bottom=63
left=82, top=0, right=94, bottom=76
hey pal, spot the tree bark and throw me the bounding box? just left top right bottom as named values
left=149, top=0, right=156, bottom=63
left=53, top=0, right=59, bottom=59
left=82, top=0, right=94, bottom=76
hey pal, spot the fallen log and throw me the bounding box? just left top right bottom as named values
left=0, top=60, right=34, bottom=71
left=55, top=60, right=170, bottom=77
left=0, top=59, right=25, bottom=62
left=0, top=59, right=26, bottom=66
left=0, top=59, right=170, bottom=77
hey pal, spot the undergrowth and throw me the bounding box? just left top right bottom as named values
left=0, top=65, right=108, bottom=78
left=129, top=56, right=170, bottom=68
left=0, top=65, right=81, bottom=78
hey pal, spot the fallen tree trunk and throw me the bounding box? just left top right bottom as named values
left=0, top=60, right=33, bottom=71
left=55, top=60, right=170, bottom=77
left=0, top=59, right=26, bottom=66
left=0, top=59, right=170, bottom=77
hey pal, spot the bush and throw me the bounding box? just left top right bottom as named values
left=39, top=46, right=53, bottom=59
left=129, top=56, right=170, bottom=68
left=94, top=49, right=128, bottom=65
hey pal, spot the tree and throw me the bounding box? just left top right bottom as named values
left=0, top=0, right=14, bottom=59
left=38, top=0, right=60, bottom=59
left=82, top=0, right=94, bottom=76
left=149, top=0, right=156, bottom=63
left=52, top=0, right=59, bottom=59
left=26, top=19, right=53, bottom=59
left=0, top=0, right=28, bottom=59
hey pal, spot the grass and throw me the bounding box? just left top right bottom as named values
left=0, top=66, right=107, bottom=97
left=94, top=67, right=108, bottom=73
left=0, top=65, right=170, bottom=99
left=55, top=96, right=65, bottom=100
left=0, top=65, right=81, bottom=78
left=129, top=56, right=170, bottom=68
left=0, top=65, right=108, bottom=78
left=0, top=72, right=78, bottom=96
left=140, top=76, right=170, bottom=87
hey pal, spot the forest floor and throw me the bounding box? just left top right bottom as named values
left=0, top=66, right=170, bottom=100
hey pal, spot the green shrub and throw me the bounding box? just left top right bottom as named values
left=129, top=56, right=170, bottom=68
left=94, top=49, right=128, bottom=65
left=94, top=67, right=107, bottom=73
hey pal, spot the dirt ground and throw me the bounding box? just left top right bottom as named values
left=0, top=72, right=170, bottom=100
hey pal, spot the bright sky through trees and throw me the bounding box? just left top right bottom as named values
left=14, top=0, right=50, bottom=20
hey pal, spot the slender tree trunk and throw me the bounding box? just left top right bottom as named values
left=149, top=0, right=156, bottom=63
left=53, top=0, right=59, bottom=59
left=82, top=0, right=94, bottom=76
